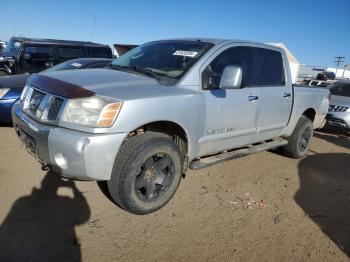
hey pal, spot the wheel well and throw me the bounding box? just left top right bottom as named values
left=302, top=108, right=316, bottom=122
left=127, top=121, right=188, bottom=159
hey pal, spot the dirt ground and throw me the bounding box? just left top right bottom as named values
left=0, top=126, right=349, bottom=262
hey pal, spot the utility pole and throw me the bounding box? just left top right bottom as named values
left=334, top=56, right=345, bottom=77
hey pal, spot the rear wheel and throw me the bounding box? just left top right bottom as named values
left=107, top=132, right=183, bottom=214
left=282, top=116, right=313, bottom=158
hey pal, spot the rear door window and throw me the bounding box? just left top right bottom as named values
left=87, top=47, right=112, bottom=58
left=253, top=48, right=285, bottom=86
left=57, top=47, right=83, bottom=59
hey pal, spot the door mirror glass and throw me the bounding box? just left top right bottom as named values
left=219, top=65, right=242, bottom=89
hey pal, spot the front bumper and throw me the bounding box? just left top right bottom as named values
left=12, top=102, right=128, bottom=180
left=326, top=112, right=350, bottom=129
left=0, top=98, right=18, bottom=123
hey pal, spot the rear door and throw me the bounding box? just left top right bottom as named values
left=254, top=47, right=293, bottom=140
left=19, top=45, right=54, bottom=73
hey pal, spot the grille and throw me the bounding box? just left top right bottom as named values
left=48, top=97, right=64, bottom=121
left=29, top=89, right=45, bottom=115
left=22, top=85, right=67, bottom=124
left=329, top=104, right=349, bottom=112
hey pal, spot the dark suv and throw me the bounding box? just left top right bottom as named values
left=0, top=37, right=112, bottom=76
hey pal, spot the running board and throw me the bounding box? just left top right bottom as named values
left=189, top=139, right=288, bottom=170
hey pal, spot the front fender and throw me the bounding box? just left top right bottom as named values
left=110, top=94, right=205, bottom=160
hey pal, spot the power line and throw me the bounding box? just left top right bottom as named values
left=334, top=56, right=345, bottom=67
left=334, top=56, right=345, bottom=76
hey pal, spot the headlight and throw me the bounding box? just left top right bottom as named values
left=0, top=88, right=10, bottom=99
left=61, top=96, right=123, bottom=128
left=20, top=84, right=30, bottom=101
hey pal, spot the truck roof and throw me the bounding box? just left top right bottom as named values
left=164, top=38, right=284, bottom=50
left=10, top=37, right=109, bottom=47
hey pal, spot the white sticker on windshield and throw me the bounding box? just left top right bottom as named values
left=173, top=50, right=198, bottom=57
left=71, top=62, right=82, bottom=67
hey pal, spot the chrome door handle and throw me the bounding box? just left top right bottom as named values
left=248, top=95, right=259, bottom=101
left=283, top=92, right=291, bottom=98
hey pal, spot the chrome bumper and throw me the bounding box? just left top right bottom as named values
left=12, top=102, right=128, bottom=180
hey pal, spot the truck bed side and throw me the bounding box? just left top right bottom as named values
left=282, top=85, right=329, bottom=137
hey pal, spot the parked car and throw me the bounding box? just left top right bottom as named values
left=0, top=58, right=112, bottom=123
left=326, top=80, right=350, bottom=129
left=316, top=71, right=336, bottom=81
left=12, top=38, right=329, bottom=214
left=0, top=37, right=112, bottom=76
left=0, top=41, right=6, bottom=52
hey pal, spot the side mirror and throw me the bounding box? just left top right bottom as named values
left=219, top=65, right=242, bottom=89
left=23, top=53, right=32, bottom=61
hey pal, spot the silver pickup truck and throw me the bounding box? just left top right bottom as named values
left=12, top=38, right=330, bottom=214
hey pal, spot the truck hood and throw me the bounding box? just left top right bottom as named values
left=28, top=68, right=196, bottom=100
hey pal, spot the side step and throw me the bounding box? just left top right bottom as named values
left=189, top=139, right=288, bottom=170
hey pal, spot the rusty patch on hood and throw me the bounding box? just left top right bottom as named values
left=28, top=74, right=95, bottom=99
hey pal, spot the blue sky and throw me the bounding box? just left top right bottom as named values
left=1, top=0, right=349, bottom=67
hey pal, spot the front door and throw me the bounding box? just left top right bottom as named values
left=198, top=46, right=260, bottom=156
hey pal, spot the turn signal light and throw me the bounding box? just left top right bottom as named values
left=97, top=102, right=122, bottom=127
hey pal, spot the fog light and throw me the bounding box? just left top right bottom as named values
left=54, top=152, right=68, bottom=170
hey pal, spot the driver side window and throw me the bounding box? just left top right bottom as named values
left=202, top=46, right=254, bottom=90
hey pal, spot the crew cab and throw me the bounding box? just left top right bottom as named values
left=12, top=38, right=330, bottom=214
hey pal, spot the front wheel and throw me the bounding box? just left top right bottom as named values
left=107, top=132, right=183, bottom=215
left=282, top=116, right=314, bottom=158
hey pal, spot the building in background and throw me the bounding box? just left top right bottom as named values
left=297, top=65, right=327, bottom=82
left=298, top=64, right=350, bottom=82
left=113, top=44, right=138, bottom=57
left=327, top=66, right=350, bottom=79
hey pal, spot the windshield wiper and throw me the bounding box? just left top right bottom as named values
left=109, top=65, right=165, bottom=83
left=130, top=66, right=162, bottom=80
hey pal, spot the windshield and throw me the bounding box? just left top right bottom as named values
left=111, top=40, right=213, bottom=84
left=1, top=38, right=21, bottom=57
left=329, top=82, right=350, bottom=97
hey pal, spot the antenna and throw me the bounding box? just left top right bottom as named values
left=91, top=14, right=96, bottom=41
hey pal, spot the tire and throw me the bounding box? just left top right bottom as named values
left=282, top=116, right=314, bottom=158
left=96, top=180, right=114, bottom=202
left=107, top=132, right=183, bottom=215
